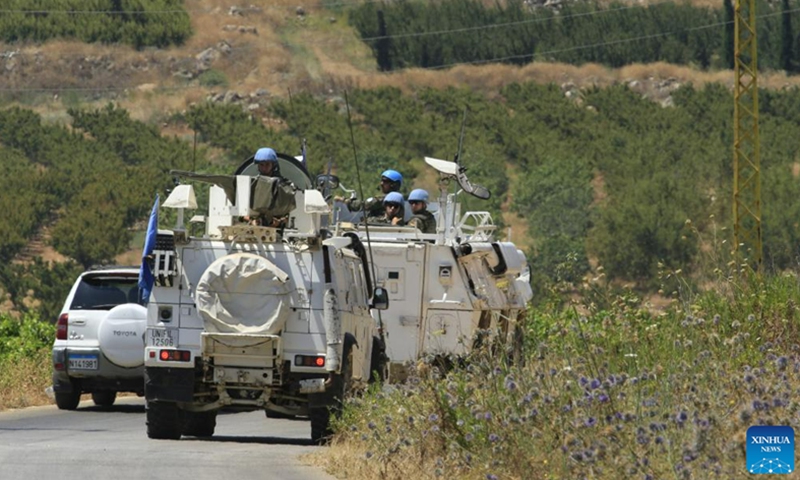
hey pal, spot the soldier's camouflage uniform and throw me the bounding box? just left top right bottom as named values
left=406, top=210, right=436, bottom=233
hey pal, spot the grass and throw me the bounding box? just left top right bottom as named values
left=313, top=269, right=800, bottom=479
left=0, top=349, right=52, bottom=410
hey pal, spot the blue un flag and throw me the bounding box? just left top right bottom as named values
left=138, top=194, right=159, bottom=304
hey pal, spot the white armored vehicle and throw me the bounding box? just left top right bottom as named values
left=143, top=153, right=387, bottom=443
left=331, top=156, right=533, bottom=376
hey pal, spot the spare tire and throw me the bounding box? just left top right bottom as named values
left=97, top=304, right=147, bottom=368
left=196, top=253, right=291, bottom=335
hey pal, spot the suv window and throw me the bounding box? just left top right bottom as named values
left=70, top=275, right=141, bottom=310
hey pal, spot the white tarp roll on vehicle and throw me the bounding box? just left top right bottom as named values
left=196, top=253, right=291, bottom=335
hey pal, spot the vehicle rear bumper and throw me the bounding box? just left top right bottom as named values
left=52, top=347, right=143, bottom=393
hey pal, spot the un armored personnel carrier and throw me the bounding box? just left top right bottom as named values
left=143, top=153, right=387, bottom=443
left=331, top=156, right=533, bottom=377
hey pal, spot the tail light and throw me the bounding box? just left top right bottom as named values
left=159, top=349, right=191, bottom=362
left=56, top=313, right=68, bottom=340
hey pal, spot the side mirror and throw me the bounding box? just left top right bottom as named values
left=371, top=287, right=389, bottom=310
left=315, top=174, right=340, bottom=191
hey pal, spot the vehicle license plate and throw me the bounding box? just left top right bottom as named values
left=149, top=328, right=178, bottom=348
left=69, top=354, right=98, bottom=370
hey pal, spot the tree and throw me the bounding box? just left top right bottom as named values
left=781, top=0, right=796, bottom=73
left=724, top=0, right=736, bottom=69
left=376, top=10, right=392, bottom=72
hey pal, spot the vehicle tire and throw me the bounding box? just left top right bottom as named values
left=146, top=400, right=183, bottom=440
left=310, top=343, right=352, bottom=445
left=91, top=390, right=117, bottom=407
left=55, top=389, right=81, bottom=410
left=182, top=410, right=217, bottom=437
left=368, top=336, right=387, bottom=384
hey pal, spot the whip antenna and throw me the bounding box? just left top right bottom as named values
left=343, top=91, right=385, bottom=338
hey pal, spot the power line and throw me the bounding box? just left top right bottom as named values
left=0, top=6, right=794, bottom=93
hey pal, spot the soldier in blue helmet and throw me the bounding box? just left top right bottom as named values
left=406, top=188, right=436, bottom=233
left=367, top=191, right=405, bottom=225
left=343, top=169, right=403, bottom=218
left=246, top=147, right=293, bottom=227
left=254, top=147, right=281, bottom=178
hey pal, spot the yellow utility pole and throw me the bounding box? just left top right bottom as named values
left=733, top=0, right=762, bottom=267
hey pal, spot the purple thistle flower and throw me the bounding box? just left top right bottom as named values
left=579, top=376, right=588, bottom=386
left=585, top=417, right=597, bottom=427
left=598, top=393, right=610, bottom=403
left=368, top=421, right=377, bottom=430
left=484, top=412, right=493, bottom=421
left=365, top=451, right=373, bottom=459
left=429, top=413, right=439, bottom=422
left=777, top=356, right=789, bottom=371
left=465, top=433, right=474, bottom=441
left=486, top=475, right=498, bottom=480
left=590, top=378, right=601, bottom=390
left=489, top=433, right=500, bottom=442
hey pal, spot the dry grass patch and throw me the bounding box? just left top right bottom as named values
left=0, top=350, right=52, bottom=411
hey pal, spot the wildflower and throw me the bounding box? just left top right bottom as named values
left=486, top=475, right=498, bottom=480
left=585, top=417, right=597, bottom=427
left=457, top=419, right=464, bottom=427
left=590, top=378, right=601, bottom=390
left=365, top=451, right=373, bottom=459
left=777, top=356, right=789, bottom=371
left=675, top=411, right=688, bottom=424
left=504, top=375, right=518, bottom=391
left=731, top=320, right=741, bottom=329
left=368, top=421, right=377, bottom=430
left=465, top=433, right=474, bottom=441
left=429, top=413, right=439, bottom=422
left=484, top=412, right=493, bottom=421
left=598, top=394, right=610, bottom=403
left=713, top=314, right=720, bottom=325
left=489, top=433, right=500, bottom=442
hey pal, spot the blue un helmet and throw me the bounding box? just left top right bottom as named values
left=383, top=191, right=405, bottom=206
left=254, top=147, right=278, bottom=163
left=381, top=169, right=403, bottom=187
left=408, top=189, right=429, bottom=203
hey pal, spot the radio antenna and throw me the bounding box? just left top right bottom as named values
left=343, top=91, right=385, bottom=339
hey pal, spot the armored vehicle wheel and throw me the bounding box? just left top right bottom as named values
left=183, top=410, right=217, bottom=437
left=55, top=390, right=81, bottom=410
left=146, top=400, right=183, bottom=440
left=368, top=336, right=387, bottom=384
left=310, top=343, right=353, bottom=445
left=91, top=390, right=117, bottom=407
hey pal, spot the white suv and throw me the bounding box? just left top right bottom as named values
left=51, top=266, right=147, bottom=410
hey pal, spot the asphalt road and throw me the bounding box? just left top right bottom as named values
left=0, top=397, right=336, bottom=480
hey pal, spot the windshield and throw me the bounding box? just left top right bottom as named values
left=70, top=275, right=141, bottom=310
